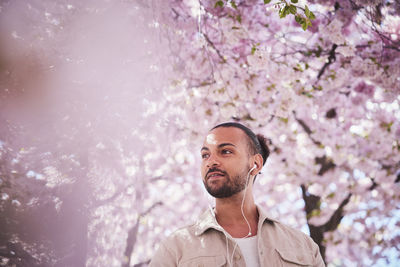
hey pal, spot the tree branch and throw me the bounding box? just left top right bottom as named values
left=317, top=44, right=338, bottom=79
left=94, top=177, right=165, bottom=208
left=122, top=201, right=163, bottom=267
left=292, top=111, right=322, bottom=146
left=315, top=155, right=336, bottom=176
left=383, top=45, right=400, bottom=52
left=93, top=188, right=125, bottom=208
left=301, top=184, right=321, bottom=217
left=301, top=184, right=352, bottom=263
left=203, top=33, right=226, bottom=63
left=322, top=193, right=352, bottom=232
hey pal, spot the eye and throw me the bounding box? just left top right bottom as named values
left=221, top=149, right=232, bottom=155
left=201, top=153, right=209, bottom=159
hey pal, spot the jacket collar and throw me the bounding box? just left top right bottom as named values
left=194, top=204, right=277, bottom=236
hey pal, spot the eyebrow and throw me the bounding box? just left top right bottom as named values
left=201, top=143, right=236, bottom=152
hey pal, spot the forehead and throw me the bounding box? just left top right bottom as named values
left=202, top=127, right=247, bottom=148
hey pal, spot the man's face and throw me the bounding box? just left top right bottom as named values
left=200, top=127, right=252, bottom=198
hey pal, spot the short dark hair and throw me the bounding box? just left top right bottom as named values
left=211, top=122, right=270, bottom=166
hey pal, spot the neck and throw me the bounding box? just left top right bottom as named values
left=213, top=189, right=259, bottom=237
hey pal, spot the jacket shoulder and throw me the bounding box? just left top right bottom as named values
left=267, top=220, right=317, bottom=250
left=149, top=223, right=198, bottom=267
left=159, top=222, right=198, bottom=250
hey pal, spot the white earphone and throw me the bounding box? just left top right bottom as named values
left=227, top=163, right=258, bottom=265
left=249, top=164, right=257, bottom=174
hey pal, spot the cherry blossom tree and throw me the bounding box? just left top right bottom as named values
left=148, top=0, right=400, bottom=265
left=0, top=0, right=399, bottom=266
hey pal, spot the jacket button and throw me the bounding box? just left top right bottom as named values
left=234, top=254, right=241, bottom=260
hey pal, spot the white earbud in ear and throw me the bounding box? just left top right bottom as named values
left=250, top=164, right=256, bottom=172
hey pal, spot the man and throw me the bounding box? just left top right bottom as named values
left=150, top=122, right=325, bottom=266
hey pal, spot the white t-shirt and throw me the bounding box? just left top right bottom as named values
left=233, top=235, right=261, bottom=267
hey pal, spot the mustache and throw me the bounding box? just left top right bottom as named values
left=205, top=168, right=227, bottom=179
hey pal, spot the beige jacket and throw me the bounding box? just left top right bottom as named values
left=149, top=205, right=325, bottom=267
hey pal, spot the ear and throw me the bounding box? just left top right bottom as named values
left=251, top=154, right=263, bottom=175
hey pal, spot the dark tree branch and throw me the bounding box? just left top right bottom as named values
left=322, top=193, right=352, bottom=232
left=368, top=178, right=378, bottom=190
left=301, top=184, right=352, bottom=263
left=370, top=161, right=400, bottom=188
left=122, top=201, right=163, bottom=267
left=293, top=111, right=337, bottom=175
left=315, top=155, right=336, bottom=176
left=301, top=184, right=321, bottom=217
left=203, top=33, right=226, bottom=63
left=292, top=111, right=322, bottom=146
left=122, top=221, right=140, bottom=267
left=188, top=79, right=216, bottom=88
left=317, top=44, right=338, bottom=79
left=171, top=8, right=180, bottom=19
left=383, top=45, right=400, bottom=52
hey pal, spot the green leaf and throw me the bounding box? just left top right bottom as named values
left=309, top=11, right=316, bottom=20
left=291, top=0, right=299, bottom=3
left=315, top=46, right=322, bottom=57
left=264, top=0, right=272, bottom=4
left=289, top=5, right=297, bottom=15
left=231, top=1, right=237, bottom=9
left=285, top=6, right=291, bottom=16
left=310, top=209, right=321, bottom=218
left=241, top=113, right=255, bottom=121
left=279, top=7, right=284, bottom=18
left=223, top=102, right=235, bottom=107
left=295, top=15, right=304, bottom=24
left=236, top=15, right=242, bottom=23
left=327, top=192, right=335, bottom=199
left=301, top=91, right=314, bottom=98
left=267, top=84, right=275, bottom=91
left=251, top=46, right=257, bottom=55
left=214, top=0, right=224, bottom=8
left=305, top=5, right=311, bottom=18
left=293, top=63, right=303, bottom=72
left=279, top=6, right=290, bottom=18
left=380, top=121, right=393, bottom=132
left=301, top=21, right=307, bottom=30
left=279, top=117, right=289, bottom=123
left=313, top=85, right=323, bottom=91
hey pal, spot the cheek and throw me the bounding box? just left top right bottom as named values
left=229, top=161, right=248, bottom=175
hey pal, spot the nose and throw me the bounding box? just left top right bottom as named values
left=206, top=154, right=220, bottom=168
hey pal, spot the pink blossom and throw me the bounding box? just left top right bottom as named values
left=395, top=125, right=400, bottom=139
left=354, top=81, right=375, bottom=97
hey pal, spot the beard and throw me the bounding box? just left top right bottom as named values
left=203, top=166, right=250, bottom=198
